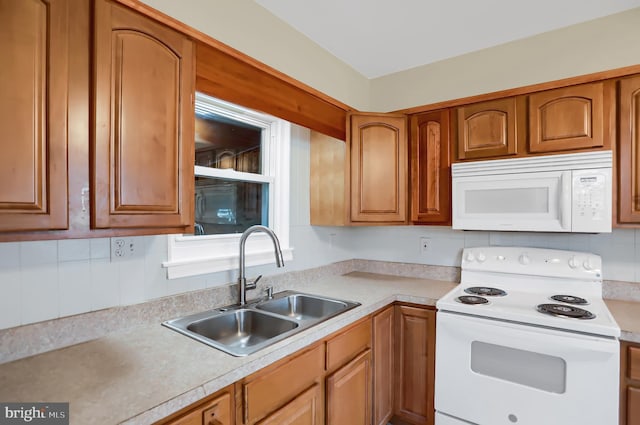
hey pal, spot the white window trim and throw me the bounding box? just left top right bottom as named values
left=163, top=94, right=292, bottom=280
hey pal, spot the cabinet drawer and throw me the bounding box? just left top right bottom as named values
left=629, top=347, right=640, bottom=381
left=326, top=319, right=371, bottom=372
left=243, top=344, right=324, bottom=424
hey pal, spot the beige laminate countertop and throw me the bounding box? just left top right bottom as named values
left=0, top=272, right=455, bottom=425
left=0, top=272, right=637, bottom=425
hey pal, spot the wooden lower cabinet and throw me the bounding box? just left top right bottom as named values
left=394, top=305, right=436, bottom=425
left=160, top=387, right=233, bottom=425
left=326, top=350, right=372, bottom=425
left=257, top=384, right=322, bottom=425
left=241, top=344, right=324, bottom=424
left=373, top=306, right=394, bottom=425
left=158, top=304, right=437, bottom=425
left=622, top=342, right=640, bottom=425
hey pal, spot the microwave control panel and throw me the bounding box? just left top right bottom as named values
left=571, top=168, right=612, bottom=232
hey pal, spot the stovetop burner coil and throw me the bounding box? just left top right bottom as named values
left=464, top=287, right=507, bottom=297
left=456, top=295, right=489, bottom=305
left=536, top=303, right=596, bottom=320
left=550, top=295, right=589, bottom=305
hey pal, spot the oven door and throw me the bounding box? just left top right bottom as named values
left=435, top=311, right=619, bottom=425
left=452, top=170, right=572, bottom=232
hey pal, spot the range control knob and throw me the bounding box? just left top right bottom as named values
left=476, top=252, right=487, bottom=263
left=583, top=258, right=597, bottom=271
left=568, top=255, right=580, bottom=269
left=465, top=252, right=475, bottom=262
left=519, top=254, right=531, bottom=265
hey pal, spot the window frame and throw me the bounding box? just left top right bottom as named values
left=163, top=94, right=292, bottom=280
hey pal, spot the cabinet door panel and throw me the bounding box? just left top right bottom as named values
left=93, top=0, right=194, bottom=229
left=618, top=75, right=640, bottom=224
left=0, top=0, right=68, bottom=231
left=350, top=114, right=407, bottom=223
left=326, top=350, right=372, bottom=425
left=528, top=83, right=604, bottom=153
left=257, top=384, right=322, bottom=425
left=456, top=98, right=517, bottom=160
left=373, top=307, right=394, bottom=425
left=411, top=110, right=451, bottom=224
left=628, top=387, right=640, bottom=425
left=395, top=306, right=436, bottom=425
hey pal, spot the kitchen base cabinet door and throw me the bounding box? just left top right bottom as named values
left=373, top=306, right=394, bottom=425
left=395, top=306, right=436, bottom=425
left=628, top=387, right=640, bottom=425
left=326, top=349, right=372, bottom=425
left=93, top=0, right=194, bottom=231
left=256, top=384, right=322, bottom=425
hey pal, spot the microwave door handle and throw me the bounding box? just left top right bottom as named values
left=559, top=172, right=572, bottom=230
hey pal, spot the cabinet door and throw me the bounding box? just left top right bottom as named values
left=395, top=306, right=436, bottom=425
left=0, top=0, right=69, bottom=232
left=528, top=83, right=604, bottom=153
left=349, top=113, right=408, bottom=223
left=629, top=387, right=640, bottom=425
left=455, top=98, right=518, bottom=160
left=373, top=307, right=394, bottom=425
left=326, top=349, right=372, bottom=425
left=93, top=0, right=194, bottom=229
left=257, top=384, right=322, bottom=425
left=618, top=75, right=640, bottom=224
left=410, top=110, right=451, bottom=224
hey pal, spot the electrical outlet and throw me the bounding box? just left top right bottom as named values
left=110, top=237, right=138, bottom=261
left=420, top=237, right=431, bottom=254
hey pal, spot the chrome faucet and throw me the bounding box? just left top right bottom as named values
left=238, top=225, right=284, bottom=305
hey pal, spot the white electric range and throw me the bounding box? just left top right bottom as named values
left=435, top=246, right=620, bottom=425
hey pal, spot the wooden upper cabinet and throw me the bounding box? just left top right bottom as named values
left=349, top=113, right=408, bottom=223
left=0, top=0, right=69, bottom=232
left=410, top=110, right=451, bottom=224
left=93, top=0, right=194, bottom=229
left=528, top=82, right=605, bottom=153
left=618, top=75, right=640, bottom=224
left=455, top=97, right=519, bottom=160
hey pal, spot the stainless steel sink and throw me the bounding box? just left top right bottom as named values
left=163, top=291, right=360, bottom=357
left=256, top=293, right=351, bottom=321
left=164, top=309, right=299, bottom=356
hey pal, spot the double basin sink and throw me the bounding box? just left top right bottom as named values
left=162, top=291, right=360, bottom=356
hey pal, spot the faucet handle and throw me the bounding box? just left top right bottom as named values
left=265, top=286, right=273, bottom=299
left=246, top=275, right=262, bottom=290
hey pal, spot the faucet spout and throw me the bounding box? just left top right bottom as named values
left=238, top=225, right=284, bottom=305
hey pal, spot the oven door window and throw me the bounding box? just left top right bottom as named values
left=471, top=341, right=566, bottom=393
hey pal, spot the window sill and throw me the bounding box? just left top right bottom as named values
left=162, top=248, right=294, bottom=280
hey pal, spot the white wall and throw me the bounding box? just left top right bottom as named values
left=139, top=0, right=370, bottom=111
left=370, top=7, right=640, bottom=111
left=341, top=226, right=640, bottom=283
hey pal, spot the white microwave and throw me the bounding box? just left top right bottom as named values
left=451, top=151, right=612, bottom=233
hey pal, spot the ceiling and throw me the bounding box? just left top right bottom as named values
left=255, top=0, right=640, bottom=79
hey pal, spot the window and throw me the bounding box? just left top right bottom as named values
left=164, top=93, right=292, bottom=279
